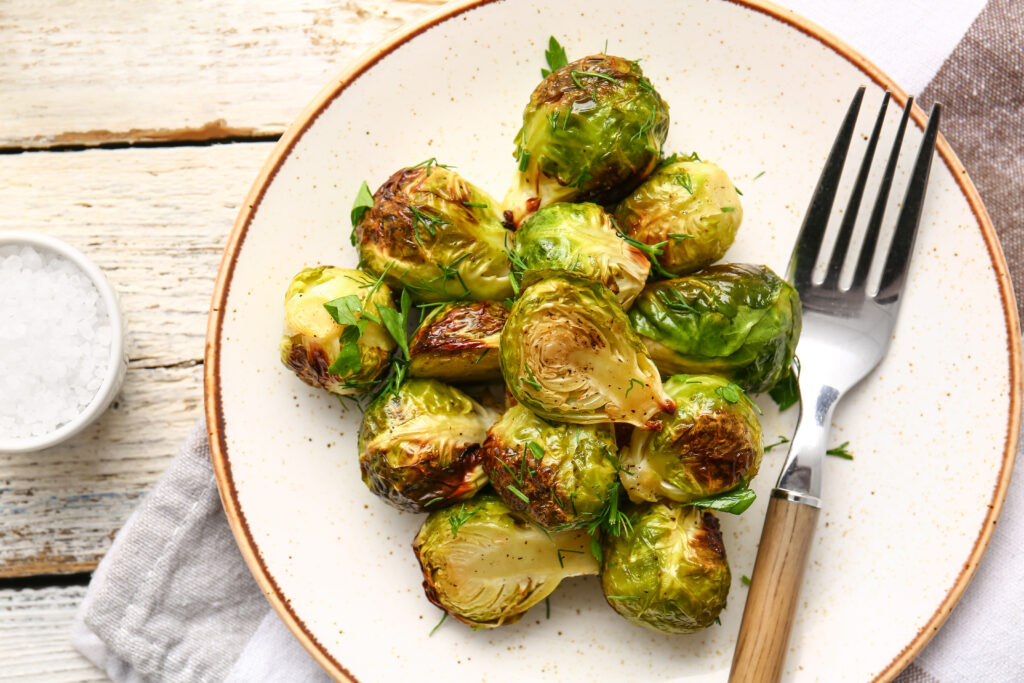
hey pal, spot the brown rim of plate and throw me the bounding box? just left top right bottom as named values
left=203, top=0, right=1023, bottom=680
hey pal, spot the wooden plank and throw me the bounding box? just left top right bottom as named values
left=0, top=586, right=105, bottom=681
left=0, top=0, right=445, bottom=149
left=0, top=143, right=275, bottom=577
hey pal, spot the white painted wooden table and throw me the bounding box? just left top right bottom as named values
left=0, top=2, right=442, bottom=678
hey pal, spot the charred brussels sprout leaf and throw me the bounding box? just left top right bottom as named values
left=614, top=156, right=743, bottom=276
left=629, top=264, right=802, bottom=393
left=500, top=274, right=674, bottom=429
left=601, top=503, right=730, bottom=633
left=502, top=55, right=669, bottom=226
left=408, top=300, right=508, bottom=382
left=513, top=202, right=650, bottom=308
left=481, top=404, right=619, bottom=529
left=413, top=493, right=599, bottom=628
left=279, top=267, right=395, bottom=395
left=621, top=375, right=763, bottom=505
left=353, top=164, right=513, bottom=302
left=358, top=379, right=498, bottom=512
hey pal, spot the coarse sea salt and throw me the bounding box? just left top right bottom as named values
left=0, top=244, right=112, bottom=440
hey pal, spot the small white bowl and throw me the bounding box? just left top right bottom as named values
left=0, top=231, right=127, bottom=453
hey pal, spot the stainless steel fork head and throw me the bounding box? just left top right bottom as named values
left=775, top=88, right=942, bottom=507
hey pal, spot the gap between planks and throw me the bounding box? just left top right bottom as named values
left=0, top=143, right=280, bottom=578
left=1, top=0, right=446, bottom=150
left=0, top=586, right=105, bottom=681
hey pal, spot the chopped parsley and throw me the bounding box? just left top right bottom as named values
left=741, top=575, right=751, bottom=587
left=689, top=486, right=757, bottom=515
left=350, top=180, right=374, bottom=236
left=763, top=436, right=790, bottom=452
left=541, top=36, right=569, bottom=77
left=826, top=441, right=854, bottom=460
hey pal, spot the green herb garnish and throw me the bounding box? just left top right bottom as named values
left=350, top=181, right=374, bottom=240
left=541, top=36, right=569, bottom=77
left=688, top=486, right=756, bottom=515
left=449, top=504, right=480, bottom=537
left=429, top=612, right=447, bottom=636
left=826, top=441, right=854, bottom=460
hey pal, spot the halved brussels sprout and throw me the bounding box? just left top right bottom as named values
left=280, top=267, right=395, bottom=395
left=481, top=404, right=619, bottom=529
left=358, top=378, right=498, bottom=512
left=621, top=375, right=762, bottom=504
left=353, top=163, right=514, bottom=302
left=414, top=493, right=599, bottom=628
left=629, top=264, right=802, bottom=393
left=513, top=202, right=650, bottom=308
left=502, top=55, right=669, bottom=226
left=408, top=300, right=507, bottom=382
left=614, top=156, right=743, bottom=276
left=601, top=503, right=730, bottom=633
left=501, top=274, right=674, bottom=429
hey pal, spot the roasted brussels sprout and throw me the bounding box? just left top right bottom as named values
left=629, top=264, right=801, bottom=393
left=414, top=493, right=599, bottom=628
left=501, top=274, right=674, bottom=429
left=358, top=379, right=498, bottom=512
left=512, top=202, right=649, bottom=308
left=280, top=267, right=395, bottom=395
left=481, top=404, right=618, bottom=528
left=353, top=163, right=514, bottom=302
left=601, top=503, right=730, bottom=633
left=502, top=55, right=669, bottom=226
left=408, top=300, right=507, bottom=382
left=614, top=156, right=743, bottom=276
left=621, top=375, right=762, bottom=505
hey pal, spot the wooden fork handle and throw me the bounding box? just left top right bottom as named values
left=729, top=494, right=820, bottom=683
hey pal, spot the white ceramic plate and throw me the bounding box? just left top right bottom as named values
left=205, top=1, right=1021, bottom=680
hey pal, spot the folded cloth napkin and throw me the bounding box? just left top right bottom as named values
left=71, top=0, right=1024, bottom=680
left=71, top=418, right=331, bottom=683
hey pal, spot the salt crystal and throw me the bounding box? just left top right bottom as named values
left=0, top=244, right=112, bottom=440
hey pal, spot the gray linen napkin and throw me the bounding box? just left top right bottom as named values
left=70, top=419, right=328, bottom=683
left=71, top=1, right=1023, bottom=680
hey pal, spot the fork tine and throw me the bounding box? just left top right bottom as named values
left=874, top=103, right=942, bottom=304
left=822, top=91, right=891, bottom=289
left=787, top=87, right=865, bottom=288
left=849, top=97, right=914, bottom=293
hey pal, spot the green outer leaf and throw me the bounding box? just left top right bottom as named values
left=688, top=487, right=756, bottom=515
left=628, top=264, right=802, bottom=393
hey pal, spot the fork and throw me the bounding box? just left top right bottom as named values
left=728, top=88, right=941, bottom=683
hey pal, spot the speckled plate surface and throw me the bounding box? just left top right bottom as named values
left=204, top=1, right=1021, bottom=680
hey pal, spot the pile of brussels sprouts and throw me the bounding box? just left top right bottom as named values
left=279, top=39, right=802, bottom=635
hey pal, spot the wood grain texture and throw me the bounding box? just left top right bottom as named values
left=730, top=496, right=821, bottom=683
left=0, top=586, right=104, bottom=681
left=0, top=0, right=444, bottom=149
left=0, top=143, right=277, bottom=577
